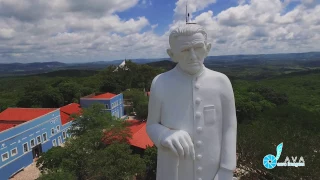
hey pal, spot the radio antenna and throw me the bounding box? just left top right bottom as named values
left=186, top=1, right=196, bottom=24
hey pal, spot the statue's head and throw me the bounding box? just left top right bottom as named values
left=167, top=24, right=211, bottom=75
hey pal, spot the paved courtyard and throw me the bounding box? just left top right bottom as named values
left=10, top=161, right=40, bottom=180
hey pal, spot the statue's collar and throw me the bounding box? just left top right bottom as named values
left=175, top=65, right=205, bottom=78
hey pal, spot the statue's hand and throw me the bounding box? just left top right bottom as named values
left=160, top=130, right=195, bottom=159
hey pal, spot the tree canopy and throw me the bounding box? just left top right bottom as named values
left=36, top=104, right=146, bottom=180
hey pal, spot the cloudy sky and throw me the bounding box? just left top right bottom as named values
left=0, top=0, right=319, bottom=63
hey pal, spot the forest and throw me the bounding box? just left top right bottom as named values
left=0, top=59, right=319, bottom=179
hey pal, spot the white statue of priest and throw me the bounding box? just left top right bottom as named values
left=146, top=24, right=237, bottom=180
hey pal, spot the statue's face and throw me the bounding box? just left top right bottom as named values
left=168, top=33, right=211, bottom=75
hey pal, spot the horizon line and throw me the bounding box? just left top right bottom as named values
left=1, top=51, right=319, bottom=64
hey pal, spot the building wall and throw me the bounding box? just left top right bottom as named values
left=80, top=99, right=111, bottom=110
left=61, top=121, right=72, bottom=143
left=0, top=109, right=68, bottom=179
left=109, top=94, right=124, bottom=118
left=80, top=93, right=124, bottom=119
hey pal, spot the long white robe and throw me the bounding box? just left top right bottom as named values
left=146, top=65, right=237, bottom=180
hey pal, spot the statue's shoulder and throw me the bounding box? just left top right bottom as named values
left=152, top=68, right=176, bottom=84
left=205, top=68, right=230, bottom=82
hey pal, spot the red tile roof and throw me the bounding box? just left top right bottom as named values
left=126, top=120, right=154, bottom=149
left=0, top=108, right=57, bottom=122
left=0, top=108, right=56, bottom=132
left=102, top=120, right=154, bottom=149
left=60, top=103, right=82, bottom=125
left=91, top=93, right=117, bottom=99
left=0, top=123, right=19, bottom=132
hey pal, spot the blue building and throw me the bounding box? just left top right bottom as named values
left=0, top=103, right=81, bottom=179
left=80, top=92, right=125, bottom=119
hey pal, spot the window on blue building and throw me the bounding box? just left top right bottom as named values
left=51, top=128, right=55, bottom=135
left=106, top=104, right=109, bottom=109
left=42, top=133, right=47, bottom=142
left=30, top=139, right=35, bottom=148
left=63, top=131, right=66, bottom=139
left=37, top=136, right=41, bottom=144
left=56, top=125, right=60, bottom=132
left=23, top=143, right=28, bottom=153
left=52, top=139, right=57, bottom=147
left=11, top=148, right=17, bottom=156
left=1, top=152, right=9, bottom=162
left=58, top=136, right=62, bottom=146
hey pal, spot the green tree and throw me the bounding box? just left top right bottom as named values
left=86, top=143, right=146, bottom=180
left=16, top=78, right=47, bottom=107
left=135, top=100, right=149, bottom=120
left=143, top=146, right=157, bottom=180
left=41, top=87, right=64, bottom=108
left=37, top=104, right=146, bottom=180
left=248, top=86, right=289, bottom=106
left=123, top=89, right=149, bottom=120
left=99, top=73, right=123, bottom=94
left=36, top=170, right=76, bottom=180
left=237, top=105, right=320, bottom=179
left=57, top=81, right=82, bottom=105
left=37, top=146, right=70, bottom=173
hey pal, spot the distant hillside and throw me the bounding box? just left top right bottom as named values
left=1, top=52, right=319, bottom=77
left=29, top=69, right=99, bottom=77
left=205, top=52, right=320, bottom=62
left=146, top=60, right=176, bottom=70
left=0, top=62, right=68, bottom=77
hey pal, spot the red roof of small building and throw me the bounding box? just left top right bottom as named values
left=126, top=120, right=154, bottom=149
left=0, top=123, right=19, bottom=132
left=102, top=120, right=154, bottom=149
left=0, top=108, right=57, bottom=122
left=91, top=93, right=117, bottom=99
left=60, top=103, right=82, bottom=125
left=0, top=108, right=57, bottom=132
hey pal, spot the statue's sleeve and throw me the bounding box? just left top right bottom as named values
left=220, top=75, right=237, bottom=171
left=146, top=75, right=170, bottom=147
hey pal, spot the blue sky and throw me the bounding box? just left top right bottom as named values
left=0, top=0, right=319, bottom=63
left=118, top=0, right=242, bottom=35
left=118, top=0, right=303, bottom=35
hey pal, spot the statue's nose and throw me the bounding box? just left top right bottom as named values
left=189, top=48, right=196, bottom=60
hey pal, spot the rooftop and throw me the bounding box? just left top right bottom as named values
left=90, top=92, right=117, bottom=99
left=0, top=123, right=18, bottom=132
left=60, top=103, right=82, bottom=125
left=102, top=120, right=154, bottom=149
left=0, top=108, right=57, bottom=132
left=0, top=108, right=57, bottom=122
left=126, top=120, right=154, bottom=149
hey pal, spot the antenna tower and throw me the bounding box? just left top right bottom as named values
left=186, top=2, right=196, bottom=24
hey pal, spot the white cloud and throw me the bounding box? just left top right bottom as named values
left=188, top=0, right=320, bottom=56
left=66, top=0, right=139, bottom=15
left=0, top=28, right=15, bottom=39
left=0, top=0, right=50, bottom=22
left=0, top=0, right=319, bottom=63
left=173, top=0, right=217, bottom=21
left=0, top=0, right=158, bottom=63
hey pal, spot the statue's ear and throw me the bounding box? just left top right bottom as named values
left=206, top=43, right=212, bottom=53
left=167, top=49, right=174, bottom=59
left=167, top=48, right=179, bottom=63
